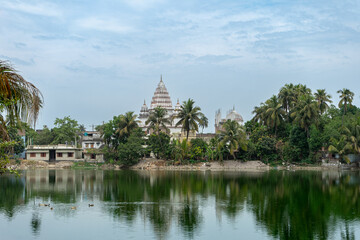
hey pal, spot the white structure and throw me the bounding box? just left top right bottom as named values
left=138, top=76, right=183, bottom=137
left=215, top=107, right=244, bottom=133
left=81, top=131, right=104, bottom=149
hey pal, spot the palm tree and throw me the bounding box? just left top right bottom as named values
left=278, top=83, right=295, bottom=114
left=115, top=111, right=139, bottom=141
left=174, top=99, right=203, bottom=141
left=145, top=107, right=171, bottom=135
left=218, top=119, right=247, bottom=158
left=314, top=89, right=332, bottom=115
left=337, top=88, right=354, bottom=115
left=264, top=95, right=285, bottom=137
left=199, top=114, right=208, bottom=134
left=290, top=94, right=319, bottom=137
left=0, top=60, right=43, bottom=139
left=252, top=103, right=267, bottom=125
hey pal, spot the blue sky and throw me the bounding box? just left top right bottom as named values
left=1, top=0, right=360, bottom=131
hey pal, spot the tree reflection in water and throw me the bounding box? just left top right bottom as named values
left=1, top=169, right=360, bottom=239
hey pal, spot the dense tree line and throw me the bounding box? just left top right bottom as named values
left=248, top=84, right=359, bottom=163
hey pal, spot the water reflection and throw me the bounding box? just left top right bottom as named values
left=1, top=169, right=360, bottom=239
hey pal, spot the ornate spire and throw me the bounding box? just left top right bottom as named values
left=150, top=76, right=173, bottom=110
left=175, top=98, right=181, bottom=111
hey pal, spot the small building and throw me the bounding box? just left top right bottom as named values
left=80, top=131, right=104, bottom=149
left=26, top=144, right=83, bottom=161
left=80, top=131, right=105, bottom=162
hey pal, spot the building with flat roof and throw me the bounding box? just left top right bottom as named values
left=26, top=144, right=82, bottom=161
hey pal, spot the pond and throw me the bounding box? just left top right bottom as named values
left=1, top=169, right=360, bottom=239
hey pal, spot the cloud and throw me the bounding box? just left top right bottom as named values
left=1, top=0, right=62, bottom=17
left=76, top=17, right=133, bottom=33
left=122, top=0, right=165, bottom=10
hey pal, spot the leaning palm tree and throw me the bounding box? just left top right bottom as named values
left=0, top=60, right=43, bottom=140
left=115, top=111, right=139, bottom=140
left=264, top=95, right=285, bottom=137
left=314, top=89, right=332, bottom=115
left=218, top=119, right=247, bottom=159
left=337, top=88, right=354, bottom=115
left=145, top=106, right=171, bottom=135
left=174, top=99, right=203, bottom=141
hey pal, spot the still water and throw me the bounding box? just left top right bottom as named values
left=1, top=169, right=360, bottom=239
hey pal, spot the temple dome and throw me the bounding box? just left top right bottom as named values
left=150, top=76, right=173, bottom=110
left=226, top=109, right=243, bottom=122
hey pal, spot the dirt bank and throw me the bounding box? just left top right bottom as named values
left=130, top=159, right=270, bottom=171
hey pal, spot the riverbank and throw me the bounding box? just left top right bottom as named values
left=7, top=158, right=358, bottom=171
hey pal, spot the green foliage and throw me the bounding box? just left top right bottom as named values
left=33, top=125, right=53, bottom=145
left=174, top=99, right=205, bottom=140
left=255, top=136, right=278, bottom=162
left=7, top=126, right=24, bottom=155
left=289, top=126, right=309, bottom=160
left=117, top=129, right=145, bottom=166
left=51, top=116, right=80, bottom=144
left=147, top=132, right=171, bottom=159
left=0, top=141, right=18, bottom=174
left=308, top=125, right=323, bottom=153
left=190, top=138, right=208, bottom=160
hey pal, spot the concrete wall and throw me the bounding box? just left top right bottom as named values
left=27, top=150, right=49, bottom=161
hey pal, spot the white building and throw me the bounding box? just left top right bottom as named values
left=215, top=107, right=244, bottom=133
left=138, top=76, right=183, bottom=138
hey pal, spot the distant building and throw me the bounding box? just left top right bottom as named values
left=215, top=107, right=244, bottom=133
left=80, top=131, right=104, bottom=149
left=80, top=131, right=104, bottom=162
left=26, top=144, right=83, bottom=161
left=138, top=76, right=184, bottom=138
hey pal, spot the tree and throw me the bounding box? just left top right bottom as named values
left=174, top=99, right=204, bottom=140
left=264, top=95, right=285, bottom=137
left=314, top=89, right=332, bottom=115
left=115, top=111, right=139, bottom=142
left=51, top=116, right=80, bottom=145
left=337, top=88, right=354, bottom=115
left=218, top=119, right=247, bottom=159
left=117, top=128, right=145, bottom=166
left=0, top=60, right=43, bottom=140
left=147, top=132, right=171, bottom=159
left=198, top=115, right=208, bottom=133
left=291, top=94, right=319, bottom=137
left=278, top=83, right=295, bottom=114
left=145, top=107, right=171, bottom=135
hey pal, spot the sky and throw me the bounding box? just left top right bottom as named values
left=1, top=0, right=360, bottom=132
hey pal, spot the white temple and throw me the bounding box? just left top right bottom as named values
left=215, top=107, right=244, bottom=133
left=138, top=76, right=183, bottom=137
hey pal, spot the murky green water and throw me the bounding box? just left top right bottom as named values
left=1, top=169, right=360, bottom=239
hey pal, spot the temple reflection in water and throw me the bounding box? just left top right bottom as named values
left=1, top=170, right=360, bottom=240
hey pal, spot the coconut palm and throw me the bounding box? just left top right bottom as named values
left=278, top=83, right=295, bottom=114
left=290, top=94, right=319, bottom=137
left=337, top=88, right=354, bottom=115
left=174, top=99, right=204, bottom=141
left=145, top=107, right=171, bottom=135
left=199, top=114, right=208, bottom=133
left=0, top=60, right=43, bottom=139
left=314, top=89, right=332, bottom=115
left=264, top=95, right=285, bottom=137
left=218, top=119, right=247, bottom=158
left=115, top=111, right=139, bottom=140
left=252, top=103, right=267, bottom=124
